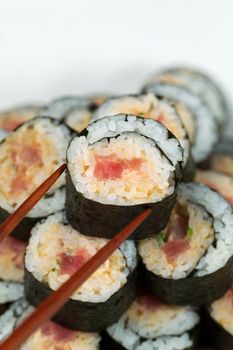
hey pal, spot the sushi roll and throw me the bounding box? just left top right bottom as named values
left=143, top=71, right=219, bottom=163
left=93, top=94, right=194, bottom=181
left=208, top=286, right=233, bottom=350
left=203, top=139, right=233, bottom=177
left=40, top=95, right=95, bottom=133
left=138, top=183, right=233, bottom=305
left=25, top=212, right=137, bottom=331
left=20, top=320, right=101, bottom=349
left=103, top=293, right=199, bottom=349
left=0, top=298, right=101, bottom=349
left=0, top=105, right=43, bottom=141
left=0, top=237, right=26, bottom=315
left=196, top=170, right=233, bottom=206
left=143, top=66, right=229, bottom=129
left=0, top=298, right=30, bottom=342
left=0, top=117, right=71, bottom=240
left=66, top=114, right=183, bottom=239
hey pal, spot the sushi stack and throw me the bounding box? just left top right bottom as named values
left=0, top=65, right=232, bottom=349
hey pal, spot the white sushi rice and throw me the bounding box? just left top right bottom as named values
left=86, top=114, right=183, bottom=167
left=40, top=96, right=90, bottom=120
left=92, top=94, right=190, bottom=165
left=178, top=183, right=233, bottom=276
left=25, top=212, right=137, bottom=303
left=0, top=298, right=31, bottom=342
left=0, top=118, right=71, bottom=218
left=68, top=115, right=182, bottom=206
left=0, top=282, right=24, bottom=304
left=107, top=297, right=199, bottom=350
left=145, top=84, right=218, bottom=162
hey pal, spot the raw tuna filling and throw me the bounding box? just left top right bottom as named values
left=0, top=107, right=41, bottom=132
left=138, top=196, right=214, bottom=279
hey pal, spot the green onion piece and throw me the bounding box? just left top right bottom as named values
left=139, top=111, right=145, bottom=116
left=186, top=227, right=193, bottom=237
left=156, top=231, right=165, bottom=245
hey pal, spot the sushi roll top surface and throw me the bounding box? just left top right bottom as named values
left=139, top=183, right=233, bottom=279
left=210, top=286, right=233, bottom=336
left=0, top=117, right=71, bottom=218
left=107, top=293, right=199, bottom=350
left=195, top=170, right=233, bottom=207
left=25, top=212, right=137, bottom=303
left=21, top=321, right=100, bottom=350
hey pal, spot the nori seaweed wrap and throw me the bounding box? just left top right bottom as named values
left=66, top=114, right=183, bottom=239
left=138, top=183, right=233, bottom=305
left=24, top=212, right=138, bottom=332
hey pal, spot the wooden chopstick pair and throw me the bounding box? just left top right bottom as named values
left=0, top=164, right=151, bottom=350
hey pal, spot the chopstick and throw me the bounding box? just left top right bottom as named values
left=0, top=163, right=67, bottom=244
left=0, top=208, right=151, bottom=350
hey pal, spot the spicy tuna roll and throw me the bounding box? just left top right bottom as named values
left=20, top=320, right=101, bottom=350
left=0, top=117, right=71, bottom=240
left=143, top=66, right=229, bottom=129
left=93, top=94, right=194, bottom=181
left=40, top=95, right=95, bottom=134
left=138, top=183, right=233, bottom=305
left=25, top=212, right=137, bottom=331
left=196, top=170, right=233, bottom=207
left=208, top=286, right=233, bottom=350
left=66, top=114, right=183, bottom=239
left=0, top=236, right=26, bottom=315
left=0, top=299, right=101, bottom=350
left=143, top=71, right=219, bottom=162
left=203, top=139, right=233, bottom=177
left=103, top=293, right=199, bottom=350
left=0, top=104, right=43, bottom=141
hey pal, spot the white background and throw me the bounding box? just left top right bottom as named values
left=0, top=0, right=232, bottom=133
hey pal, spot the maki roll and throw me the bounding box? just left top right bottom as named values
left=104, top=293, right=199, bottom=349
left=0, top=237, right=26, bottom=315
left=66, top=114, right=183, bottom=239
left=143, top=70, right=219, bottom=162
left=41, top=95, right=94, bottom=134
left=25, top=212, right=137, bottom=331
left=0, top=298, right=101, bottom=350
left=143, top=66, right=229, bottom=129
left=93, top=93, right=194, bottom=181
left=0, top=104, right=43, bottom=141
left=208, top=286, right=233, bottom=350
left=20, top=321, right=101, bottom=349
left=138, top=183, right=233, bottom=305
left=196, top=170, right=233, bottom=206
left=0, top=117, right=71, bottom=240
left=0, top=236, right=25, bottom=283
left=204, top=139, right=233, bottom=177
